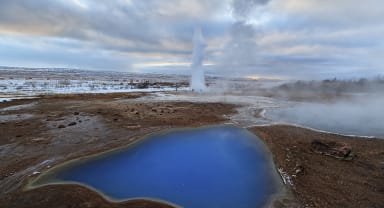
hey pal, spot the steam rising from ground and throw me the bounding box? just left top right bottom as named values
left=156, top=76, right=384, bottom=138
left=266, top=95, right=384, bottom=138
left=262, top=78, right=384, bottom=137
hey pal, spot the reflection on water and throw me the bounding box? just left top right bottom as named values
left=31, top=125, right=280, bottom=208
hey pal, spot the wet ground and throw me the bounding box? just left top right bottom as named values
left=0, top=92, right=383, bottom=207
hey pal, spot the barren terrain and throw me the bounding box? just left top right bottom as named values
left=0, top=92, right=234, bottom=208
left=251, top=125, right=384, bottom=208
left=1, top=92, right=383, bottom=208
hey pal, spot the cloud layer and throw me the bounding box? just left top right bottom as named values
left=0, top=0, right=383, bottom=79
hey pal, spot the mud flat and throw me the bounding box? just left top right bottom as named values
left=0, top=92, right=383, bottom=207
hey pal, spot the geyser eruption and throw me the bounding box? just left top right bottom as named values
left=190, top=25, right=206, bottom=92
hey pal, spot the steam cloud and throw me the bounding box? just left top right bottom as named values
left=216, top=0, right=271, bottom=75
left=267, top=95, right=384, bottom=138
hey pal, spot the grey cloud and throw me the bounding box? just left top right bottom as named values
left=0, top=0, right=229, bottom=53
left=231, top=0, right=270, bottom=19
left=211, top=0, right=384, bottom=79
left=0, top=37, right=130, bottom=70
left=267, top=0, right=384, bottom=31
left=0, top=0, right=383, bottom=79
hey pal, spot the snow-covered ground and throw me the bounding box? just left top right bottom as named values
left=0, top=79, right=185, bottom=96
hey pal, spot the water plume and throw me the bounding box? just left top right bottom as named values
left=190, top=25, right=206, bottom=92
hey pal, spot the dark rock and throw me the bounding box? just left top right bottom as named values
left=68, top=122, right=77, bottom=126
left=58, top=125, right=66, bottom=128
left=74, top=112, right=79, bottom=115
left=294, top=164, right=305, bottom=175
left=15, top=122, right=25, bottom=126
left=311, top=139, right=354, bottom=160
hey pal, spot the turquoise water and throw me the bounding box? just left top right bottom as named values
left=32, top=125, right=279, bottom=207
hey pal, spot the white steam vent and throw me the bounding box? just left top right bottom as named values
left=190, top=25, right=206, bottom=92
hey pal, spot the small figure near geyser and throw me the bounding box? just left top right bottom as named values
left=190, top=25, right=206, bottom=92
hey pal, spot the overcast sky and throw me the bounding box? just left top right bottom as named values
left=0, top=0, right=383, bottom=79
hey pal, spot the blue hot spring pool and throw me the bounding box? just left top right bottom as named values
left=30, top=125, right=280, bottom=208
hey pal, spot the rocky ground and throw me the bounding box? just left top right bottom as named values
left=251, top=125, right=384, bottom=208
left=0, top=92, right=383, bottom=208
left=0, top=92, right=234, bottom=208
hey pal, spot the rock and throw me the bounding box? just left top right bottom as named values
left=68, top=122, right=77, bottom=126
left=253, top=109, right=264, bottom=118
left=294, top=164, right=305, bottom=175
left=58, top=124, right=66, bottom=128
left=311, top=139, right=355, bottom=160
left=74, top=112, right=79, bottom=115
left=15, top=122, right=25, bottom=126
